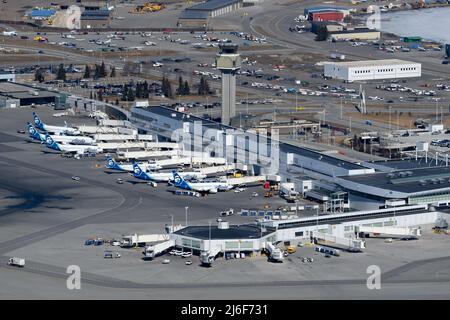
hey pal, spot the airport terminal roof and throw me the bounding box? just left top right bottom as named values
left=138, top=106, right=371, bottom=172
left=329, top=28, right=380, bottom=34
left=370, top=158, right=448, bottom=170
left=325, top=59, right=419, bottom=68
left=0, top=82, right=59, bottom=100
left=304, top=6, right=350, bottom=14
left=81, top=10, right=111, bottom=20
left=174, top=224, right=275, bottom=240
left=186, top=0, right=242, bottom=11
left=340, top=166, right=450, bottom=194
left=179, top=10, right=209, bottom=20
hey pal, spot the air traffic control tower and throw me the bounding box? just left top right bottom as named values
left=216, top=44, right=241, bottom=125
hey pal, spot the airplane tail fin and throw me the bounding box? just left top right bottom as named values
left=132, top=163, right=148, bottom=180
left=45, top=133, right=61, bottom=151
left=32, top=112, right=44, bottom=130
left=27, top=122, right=42, bottom=141
left=172, top=171, right=191, bottom=190
left=106, top=157, right=122, bottom=170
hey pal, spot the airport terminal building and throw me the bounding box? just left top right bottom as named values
left=128, top=105, right=450, bottom=213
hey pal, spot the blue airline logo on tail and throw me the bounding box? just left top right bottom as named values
left=106, top=157, right=122, bottom=170
left=27, top=122, right=45, bottom=142
left=106, top=157, right=115, bottom=168
left=32, top=112, right=44, bottom=130
left=172, top=171, right=192, bottom=190
left=132, top=163, right=148, bottom=180
left=27, top=122, right=39, bottom=138
left=45, top=133, right=61, bottom=151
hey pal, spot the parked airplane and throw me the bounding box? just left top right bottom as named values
left=45, top=134, right=102, bottom=155
left=27, top=122, right=94, bottom=145
left=27, top=122, right=45, bottom=142
left=33, top=112, right=80, bottom=135
left=171, top=171, right=232, bottom=194
left=132, top=163, right=206, bottom=182
left=106, top=157, right=162, bottom=172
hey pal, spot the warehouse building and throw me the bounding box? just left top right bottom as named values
left=329, top=28, right=381, bottom=41
left=178, top=0, right=243, bottom=27
left=304, top=6, right=350, bottom=18
left=0, top=73, right=15, bottom=82
left=323, top=59, right=421, bottom=81
left=80, top=9, right=111, bottom=28
left=309, top=11, right=344, bottom=22
left=310, top=21, right=344, bottom=34
left=0, top=82, right=60, bottom=107
left=29, top=9, right=56, bottom=20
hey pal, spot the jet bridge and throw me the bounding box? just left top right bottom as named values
left=312, top=231, right=365, bottom=252
left=98, top=119, right=133, bottom=128
left=356, top=226, right=421, bottom=239
left=116, top=150, right=178, bottom=160
left=121, top=233, right=169, bottom=247
left=199, top=164, right=236, bottom=175
left=144, top=239, right=175, bottom=259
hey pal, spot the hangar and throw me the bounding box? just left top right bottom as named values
left=178, top=0, right=243, bottom=27
left=0, top=82, right=61, bottom=108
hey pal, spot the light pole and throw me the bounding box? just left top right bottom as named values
left=208, top=220, right=212, bottom=252
left=316, top=207, right=319, bottom=231
left=389, top=106, right=392, bottom=131
left=185, top=206, right=189, bottom=227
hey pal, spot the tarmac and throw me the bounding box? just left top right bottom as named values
left=1, top=106, right=450, bottom=299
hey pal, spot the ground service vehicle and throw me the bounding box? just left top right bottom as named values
left=8, top=257, right=25, bottom=267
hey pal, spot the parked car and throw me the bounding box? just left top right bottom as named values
left=84, top=239, right=95, bottom=245
left=104, top=251, right=121, bottom=259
